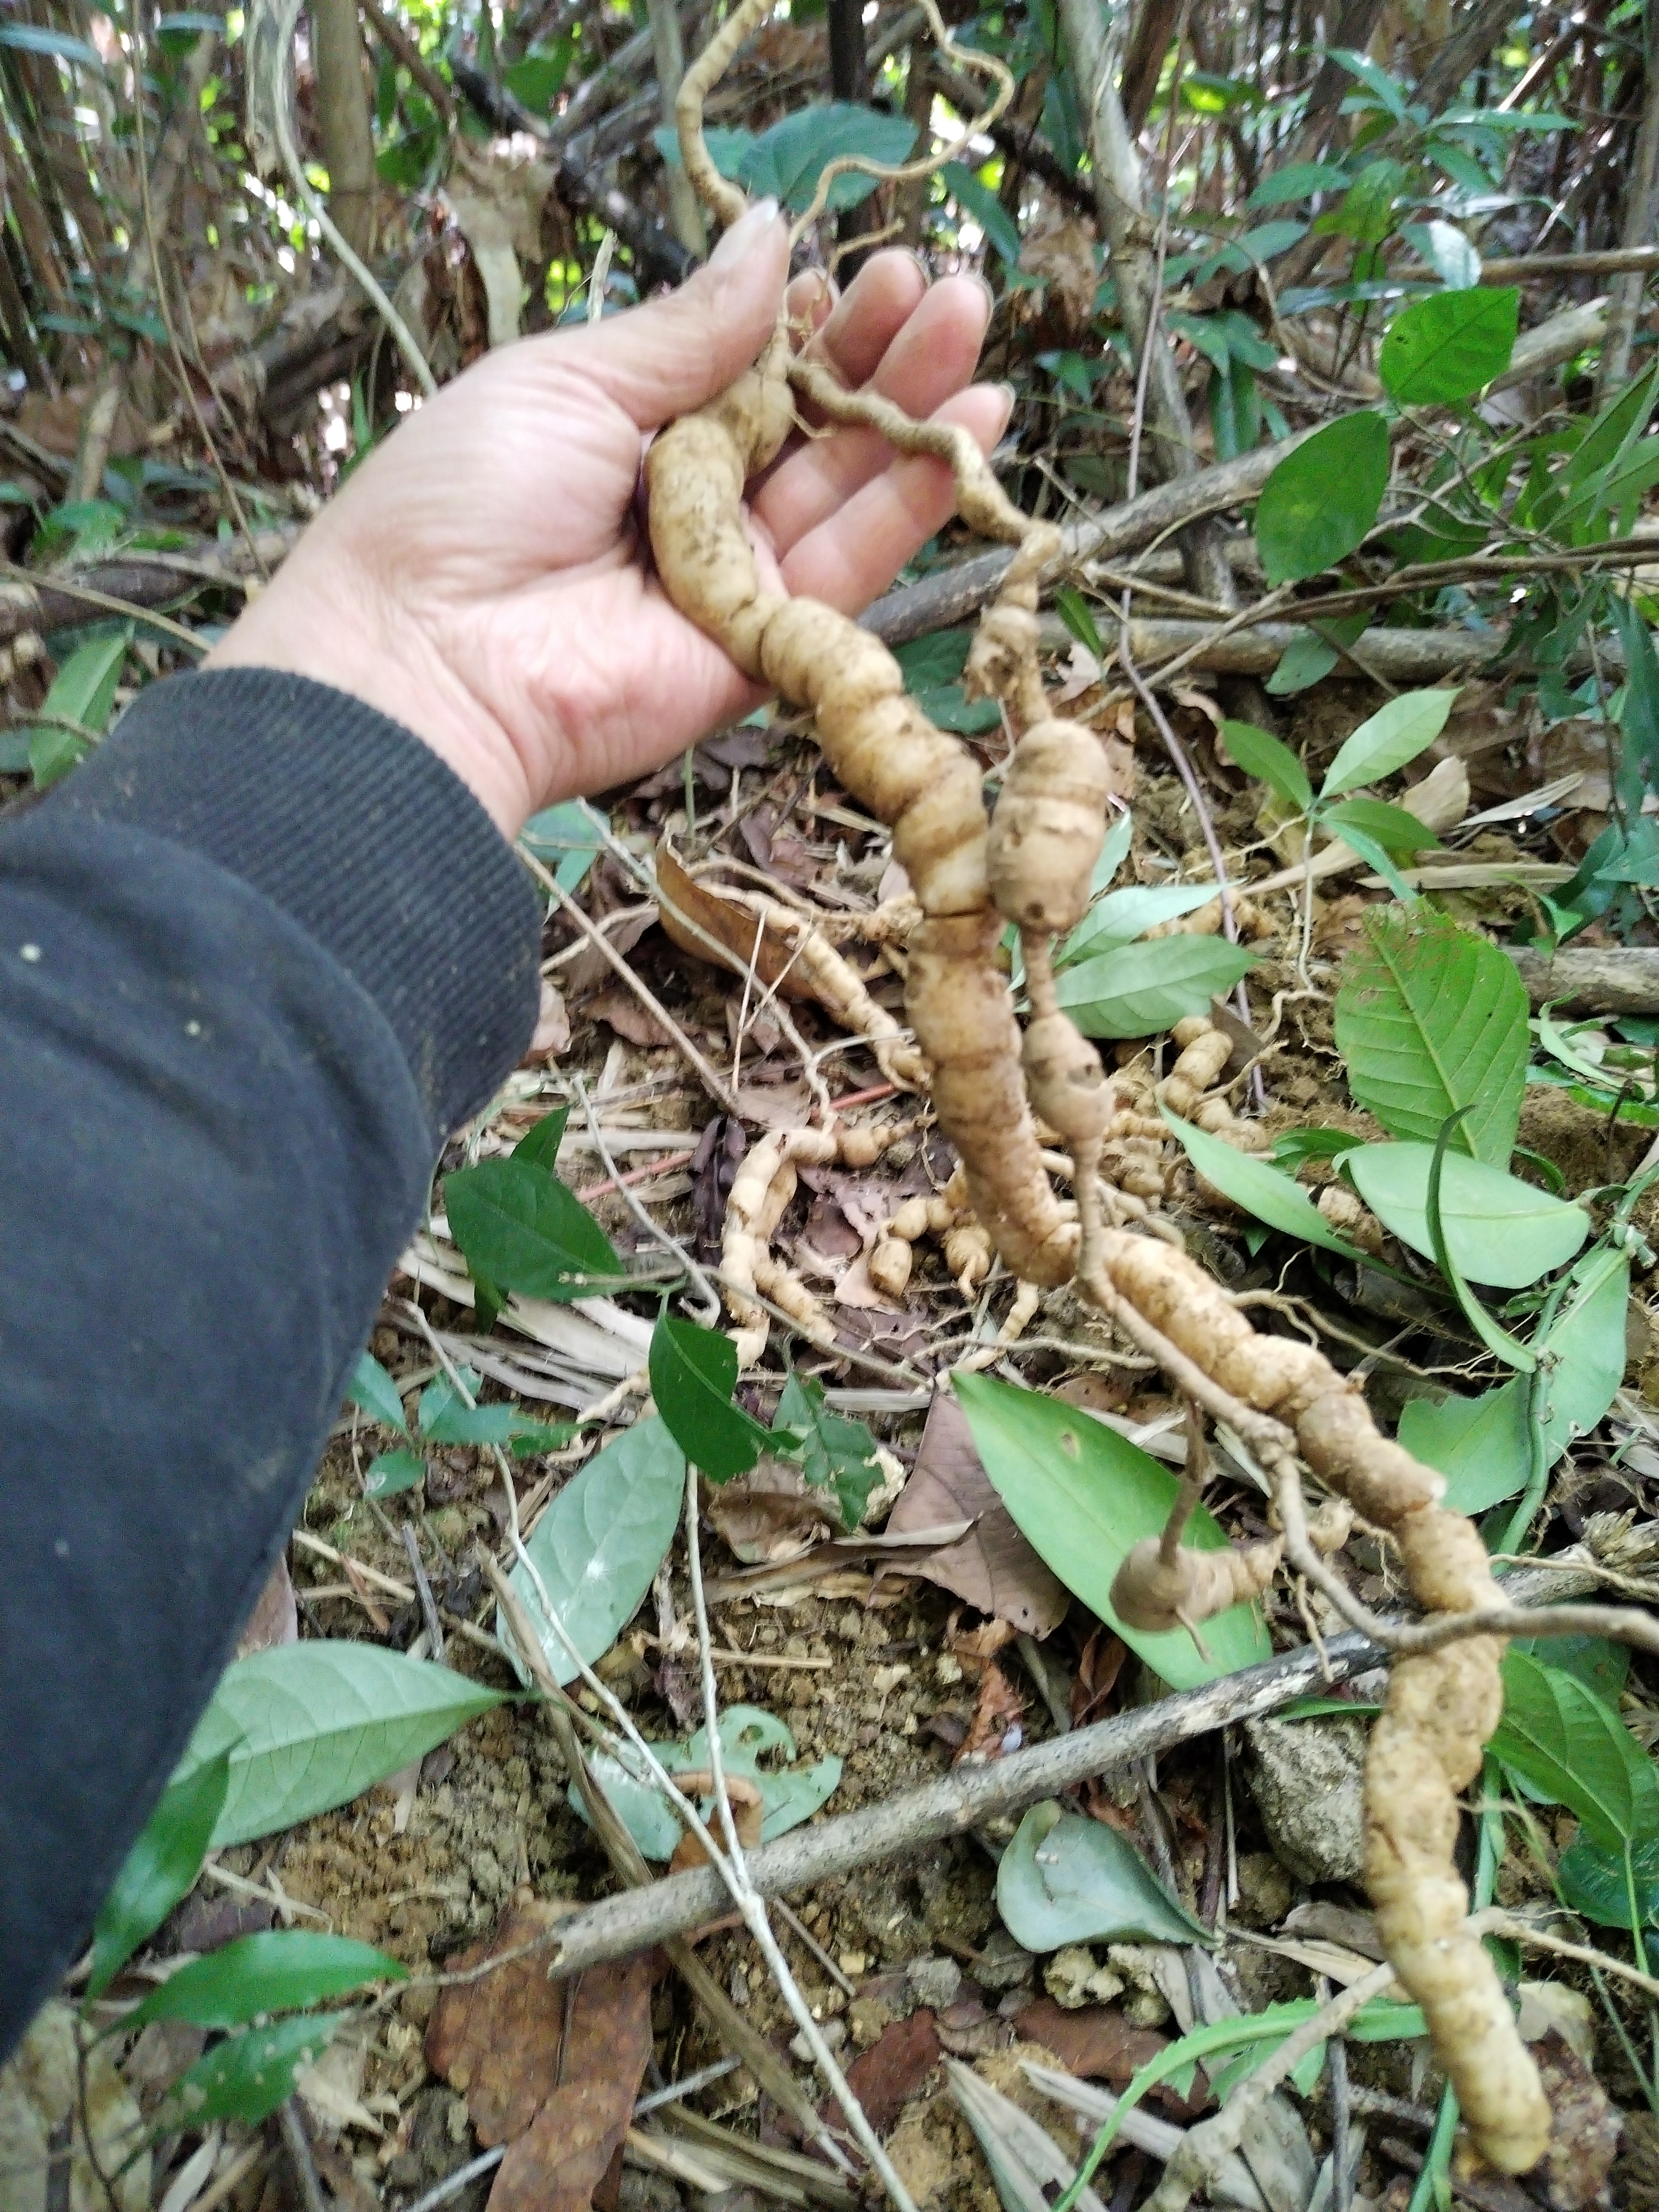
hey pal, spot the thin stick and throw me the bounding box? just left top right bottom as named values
left=279, top=2103, right=327, bottom=2212
left=400, top=1523, right=445, bottom=1659
left=288, top=1527, right=505, bottom=1658
left=682, top=1463, right=921, bottom=2212
left=573, top=1073, right=719, bottom=1323
left=528, top=854, right=740, bottom=1115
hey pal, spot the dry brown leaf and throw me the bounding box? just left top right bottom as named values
left=667, top=1771, right=763, bottom=1871
left=886, top=1395, right=1069, bottom=1636
left=425, top=1899, right=655, bottom=2206
left=1013, top=1999, right=1209, bottom=2120
left=703, top=1457, right=839, bottom=1564
left=828, top=2009, right=942, bottom=2136
left=955, top=1658, right=1027, bottom=1763
left=1527, top=2028, right=1621, bottom=2211
left=526, top=979, right=571, bottom=1061
left=657, top=844, right=814, bottom=1000
left=236, top=1553, right=298, bottom=1657
left=586, top=988, right=674, bottom=1050
left=1016, top=218, right=1099, bottom=346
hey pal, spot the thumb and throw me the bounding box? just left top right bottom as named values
left=564, top=199, right=790, bottom=429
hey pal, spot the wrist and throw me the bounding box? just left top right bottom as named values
left=205, top=555, right=535, bottom=842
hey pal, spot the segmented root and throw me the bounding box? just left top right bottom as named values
left=1155, top=1015, right=1269, bottom=1156
left=1112, top=1490, right=1354, bottom=1638
left=1144, top=893, right=1273, bottom=940
left=1078, top=1226, right=1551, bottom=2175
left=656, top=18, right=1557, bottom=2174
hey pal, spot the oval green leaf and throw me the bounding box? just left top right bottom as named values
left=125, top=1932, right=404, bottom=2032
left=444, top=1155, right=622, bottom=1302
left=649, top=1314, right=772, bottom=1481
left=1255, top=411, right=1389, bottom=585
left=1344, top=1142, right=1588, bottom=1287
left=1559, top=1830, right=1659, bottom=1932
left=997, top=1801, right=1209, bottom=1953
left=953, top=1372, right=1271, bottom=1691
left=347, top=1350, right=408, bottom=1433
left=1054, top=936, right=1256, bottom=1039
left=1491, top=1650, right=1659, bottom=1853
left=1334, top=906, right=1529, bottom=1164
left=88, top=1753, right=231, bottom=2000
left=1056, top=883, right=1228, bottom=968
left=1319, top=689, right=1457, bottom=799
left=1164, top=1113, right=1362, bottom=1256
left=1220, top=719, right=1313, bottom=812
left=504, top=1415, right=685, bottom=1686
left=169, top=2015, right=347, bottom=2127
left=1379, top=286, right=1519, bottom=404
left=174, top=1646, right=505, bottom=1849
left=1397, top=1376, right=1532, bottom=1516
left=572, top=1704, right=842, bottom=1859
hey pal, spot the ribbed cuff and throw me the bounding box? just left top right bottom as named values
left=53, top=668, right=541, bottom=1136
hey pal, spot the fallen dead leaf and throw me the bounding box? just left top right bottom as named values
left=1013, top=1999, right=1209, bottom=2120
left=946, top=1615, right=1018, bottom=1674
left=1016, top=217, right=1098, bottom=346
left=586, top=988, right=674, bottom=1050
left=526, top=978, right=571, bottom=1061
left=827, top=2011, right=942, bottom=2136
left=236, top=1552, right=298, bottom=1657
left=1069, top=1624, right=1127, bottom=1730
left=704, top=1457, right=838, bottom=1564
left=426, top=1899, right=655, bottom=2212
left=956, top=1659, right=1027, bottom=1763
left=887, top=1395, right=1069, bottom=1637
left=657, top=844, right=813, bottom=999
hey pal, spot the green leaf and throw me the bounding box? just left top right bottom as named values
left=504, top=1416, right=685, bottom=1686
left=0, top=22, right=105, bottom=65
left=1321, top=690, right=1457, bottom=797
left=954, top=1373, right=1271, bottom=1691
left=1056, top=883, right=1227, bottom=967
left=942, top=159, right=1022, bottom=265
left=174, top=1646, right=504, bottom=1849
left=1054, top=937, right=1256, bottom=1040
left=1053, top=585, right=1107, bottom=661
left=997, top=1801, right=1209, bottom=1952
left=1343, top=1142, right=1589, bottom=1288
left=503, top=34, right=573, bottom=111
left=1221, top=719, right=1313, bottom=812
left=346, top=1351, right=408, bottom=1433
left=1209, top=361, right=1261, bottom=463
left=1398, top=1378, right=1532, bottom=1515
left=649, top=1314, right=773, bottom=1481
left=1322, top=796, right=1442, bottom=857
left=1248, top=160, right=1350, bottom=206
left=124, top=1933, right=404, bottom=2032
left=1329, top=51, right=1410, bottom=118
left=364, top=1447, right=425, bottom=1498
left=1537, top=1248, right=1630, bottom=1462
left=774, top=1371, right=880, bottom=1527
left=740, top=102, right=918, bottom=213
left=1264, top=630, right=1342, bottom=696
left=1255, top=411, right=1389, bottom=585
left=1164, top=1113, right=1362, bottom=1256
left=893, top=625, right=1002, bottom=735
left=1270, top=1126, right=1364, bottom=1171
left=1559, top=1830, right=1659, bottom=1931
left=169, top=2015, right=347, bottom=2126
left=23, top=627, right=130, bottom=788
left=519, top=804, right=600, bottom=895
left=572, top=1704, right=842, bottom=1858
left=513, top=1104, right=571, bottom=1173
left=1491, top=1650, right=1659, bottom=1852
left=445, top=1155, right=623, bottom=1302
left=1333, top=906, right=1529, bottom=1163
left=1379, top=287, right=1517, bottom=404
left=87, top=1754, right=231, bottom=2000
left=1402, top=218, right=1480, bottom=289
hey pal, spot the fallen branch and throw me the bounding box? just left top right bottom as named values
left=1507, top=944, right=1659, bottom=1015
left=538, top=1559, right=1590, bottom=1983
left=0, top=530, right=295, bottom=647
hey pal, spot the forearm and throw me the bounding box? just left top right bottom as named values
left=0, top=670, right=539, bottom=2053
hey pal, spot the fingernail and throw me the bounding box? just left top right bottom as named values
left=709, top=196, right=782, bottom=272
left=972, top=272, right=998, bottom=317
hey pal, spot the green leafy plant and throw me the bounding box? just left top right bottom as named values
left=570, top=1704, right=841, bottom=1857
left=444, top=1105, right=625, bottom=1313
left=3, top=625, right=132, bottom=786
left=173, top=1643, right=504, bottom=1847
left=997, top=1801, right=1209, bottom=1950
left=501, top=1413, right=685, bottom=1684
left=655, top=100, right=917, bottom=213
left=953, top=1371, right=1271, bottom=1691
left=347, top=1349, right=572, bottom=1497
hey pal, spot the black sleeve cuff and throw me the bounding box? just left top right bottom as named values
left=52, top=667, right=542, bottom=1136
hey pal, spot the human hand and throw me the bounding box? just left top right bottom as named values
left=206, top=200, right=1010, bottom=839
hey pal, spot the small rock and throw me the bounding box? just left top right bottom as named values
left=1042, top=1945, right=1125, bottom=2011
left=1244, top=1714, right=1368, bottom=1885
left=907, top=1957, right=963, bottom=2012
left=1234, top=1850, right=1294, bottom=1929
left=974, top=1929, right=1036, bottom=1992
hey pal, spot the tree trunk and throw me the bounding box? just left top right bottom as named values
left=645, top=0, right=706, bottom=257
left=1055, top=0, right=1236, bottom=606
left=309, top=0, right=377, bottom=259
left=1595, top=0, right=1659, bottom=404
